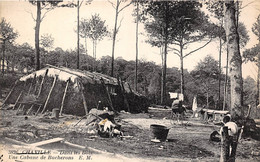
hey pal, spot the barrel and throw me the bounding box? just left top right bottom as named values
left=150, top=124, right=169, bottom=142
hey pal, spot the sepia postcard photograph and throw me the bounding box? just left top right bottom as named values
left=0, top=0, right=260, bottom=161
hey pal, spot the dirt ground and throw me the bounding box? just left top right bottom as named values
left=1, top=102, right=260, bottom=162
left=0, top=85, right=260, bottom=162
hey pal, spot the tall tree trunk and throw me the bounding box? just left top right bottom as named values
left=1, top=41, right=5, bottom=75
left=160, top=3, right=169, bottom=105
left=111, top=0, right=119, bottom=77
left=206, top=88, right=209, bottom=108
left=218, top=36, right=222, bottom=109
left=92, top=40, right=95, bottom=71
left=180, top=42, right=184, bottom=96
left=219, top=18, right=223, bottom=108
left=223, top=49, right=229, bottom=110
left=85, top=35, right=87, bottom=55
left=94, top=40, right=97, bottom=71
left=35, top=1, right=41, bottom=70
left=160, top=46, right=164, bottom=105
left=257, top=57, right=260, bottom=106
left=77, top=0, right=80, bottom=69
left=135, top=0, right=139, bottom=92
left=224, top=0, right=243, bottom=117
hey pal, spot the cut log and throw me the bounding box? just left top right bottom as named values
left=13, top=91, right=23, bottom=109
left=28, top=138, right=64, bottom=147
left=41, top=75, right=57, bottom=114
left=37, top=69, right=48, bottom=98
left=63, top=141, right=86, bottom=150
left=59, top=80, right=70, bottom=116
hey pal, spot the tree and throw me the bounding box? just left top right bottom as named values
left=168, top=2, right=217, bottom=97
left=134, top=0, right=139, bottom=92
left=29, top=0, right=61, bottom=70
left=140, top=1, right=179, bottom=105
left=79, top=18, right=91, bottom=54
left=191, top=55, right=220, bottom=109
left=88, top=14, right=109, bottom=68
left=29, top=0, right=76, bottom=70
left=224, top=0, right=243, bottom=118
left=79, top=14, right=109, bottom=71
left=108, top=0, right=132, bottom=77
left=206, top=1, right=249, bottom=109
left=141, top=1, right=215, bottom=104
left=0, top=18, right=18, bottom=75
left=40, top=33, right=54, bottom=50
left=243, top=14, right=260, bottom=106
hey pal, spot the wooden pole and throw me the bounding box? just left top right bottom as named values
left=28, top=74, right=36, bottom=95
left=41, top=75, right=57, bottom=114
left=100, top=78, right=115, bottom=112
left=79, top=81, right=88, bottom=115
left=120, top=79, right=130, bottom=112
left=27, top=82, right=33, bottom=95
left=3, top=80, right=18, bottom=106
left=220, top=126, right=230, bottom=162
left=37, top=69, right=48, bottom=98
left=27, top=104, right=34, bottom=115
left=35, top=105, right=42, bottom=116
left=13, top=91, right=23, bottom=109
left=59, top=80, right=70, bottom=116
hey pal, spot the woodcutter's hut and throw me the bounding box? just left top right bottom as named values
left=3, top=65, right=149, bottom=116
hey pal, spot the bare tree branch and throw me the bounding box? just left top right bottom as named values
left=183, top=38, right=212, bottom=58
left=183, top=34, right=208, bottom=46
left=168, top=47, right=180, bottom=53
left=41, top=8, right=54, bottom=22
left=118, top=1, right=132, bottom=13
left=116, top=17, right=124, bottom=34
left=241, top=0, right=256, bottom=9
left=25, top=10, right=36, bottom=21
left=79, top=0, right=84, bottom=8
left=173, top=52, right=181, bottom=57
left=108, top=0, right=116, bottom=9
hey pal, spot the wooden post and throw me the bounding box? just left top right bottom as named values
left=41, top=75, right=57, bottom=114
left=220, top=126, right=230, bottom=162
left=13, top=91, right=23, bottom=109
left=16, top=104, right=25, bottom=115
left=59, top=80, right=70, bottom=116
left=27, top=82, right=33, bottom=95
left=37, top=69, right=48, bottom=98
left=120, top=79, right=130, bottom=113
left=35, top=105, right=42, bottom=116
left=2, top=80, right=18, bottom=106
left=100, top=78, right=115, bottom=112
left=27, top=104, right=34, bottom=115
left=28, top=74, right=36, bottom=95
left=79, top=81, right=88, bottom=115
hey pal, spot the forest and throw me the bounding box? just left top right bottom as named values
left=0, top=0, right=259, bottom=118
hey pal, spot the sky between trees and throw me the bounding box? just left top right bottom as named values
left=0, top=0, right=260, bottom=79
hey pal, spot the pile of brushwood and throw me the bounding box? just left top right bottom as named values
left=82, top=109, right=123, bottom=138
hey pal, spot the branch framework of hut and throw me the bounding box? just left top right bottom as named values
left=3, top=65, right=149, bottom=116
